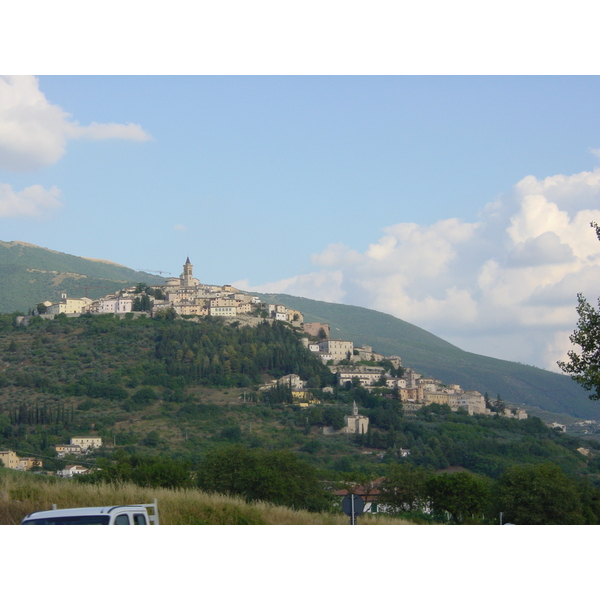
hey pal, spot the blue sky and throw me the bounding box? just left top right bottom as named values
left=2, top=74, right=600, bottom=371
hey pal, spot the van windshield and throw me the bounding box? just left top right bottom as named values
left=22, top=515, right=110, bottom=525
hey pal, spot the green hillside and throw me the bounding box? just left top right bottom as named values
left=258, top=293, right=600, bottom=421
left=0, top=241, right=165, bottom=313
left=0, top=239, right=596, bottom=421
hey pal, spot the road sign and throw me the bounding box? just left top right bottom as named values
left=342, top=494, right=365, bottom=524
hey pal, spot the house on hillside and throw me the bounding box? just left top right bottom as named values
left=55, top=444, right=83, bottom=458
left=58, top=465, right=89, bottom=478
left=0, top=450, right=20, bottom=469
left=318, top=339, right=354, bottom=363
left=18, top=457, right=43, bottom=471
left=70, top=437, right=102, bottom=451
left=1, top=450, right=43, bottom=471
left=43, top=294, right=93, bottom=315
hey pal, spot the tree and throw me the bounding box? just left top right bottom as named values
left=558, top=292, right=600, bottom=401
left=379, top=463, right=432, bottom=513
left=196, top=445, right=332, bottom=512
left=78, top=452, right=194, bottom=489
left=558, top=222, right=600, bottom=400
left=133, top=294, right=151, bottom=312
left=425, top=471, right=491, bottom=524
left=134, top=283, right=149, bottom=294
left=493, top=462, right=585, bottom=525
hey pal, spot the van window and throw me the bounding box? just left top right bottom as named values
left=133, top=513, right=147, bottom=525
left=22, top=515, right=110, bottom=525
left=114, top=514, right=130, bottom=525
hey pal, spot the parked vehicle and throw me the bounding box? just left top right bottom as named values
left=21, top=499, right=159, bottom=525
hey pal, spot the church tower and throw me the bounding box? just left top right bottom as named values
left=181, top=257, right=194, bottom=287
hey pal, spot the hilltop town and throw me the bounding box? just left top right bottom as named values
left=26, top=257, right=527, bottom=421
left=0, top=257, right=541, bottom=477
left=27, top=258, right=529, bottom=419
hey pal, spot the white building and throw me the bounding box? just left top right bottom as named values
left=89, top=296, right=133, bottom=314
left=318, top=339, right=354, bottom=363
left=343, top=401, right=369, bottom=434
left=59, top=465, right=89, bottom=478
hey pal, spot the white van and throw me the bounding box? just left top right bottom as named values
left=21, top=500, right=159, bottom=525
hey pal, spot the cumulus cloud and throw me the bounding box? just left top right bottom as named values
left=0, top=75, right=152, bottom=171
left=0, top=183, right=62, bottom=217
left=245, top=167, right=600, bottom=371
left=506, top=231, right=574, bottom=268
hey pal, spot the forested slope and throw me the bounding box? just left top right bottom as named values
left=0, top=240, right=164, bottom=313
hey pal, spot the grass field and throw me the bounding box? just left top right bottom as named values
left=0, top=469, right=412, bottom=525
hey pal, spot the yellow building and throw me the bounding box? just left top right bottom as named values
left=424, top=392, right=450, bottom=406
left=0, top=450, right=20, bottom=469
left=18, top=457, right=43, bottom=471
left=46, top=294, right=93, bottom=315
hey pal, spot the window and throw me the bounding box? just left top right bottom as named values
left=133, top=514, right=147, bottom=525
left=114, top=514, right=130, bottom=525
left=22, top=515, right=110, bottom=525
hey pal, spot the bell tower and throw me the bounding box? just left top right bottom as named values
left=182, top=257, right=194, bottom=287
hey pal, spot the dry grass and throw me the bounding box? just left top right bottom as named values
left=0, top=469, right=413, bottom=525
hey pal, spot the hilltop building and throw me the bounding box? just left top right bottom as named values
left=323, top=401, right=369, bottom=435
left=41, top=294, right=93, bottom=316
left=32, top=257, right=301, bottom=327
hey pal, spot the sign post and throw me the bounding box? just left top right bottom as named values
left=342, top=493, right=365, bottom=525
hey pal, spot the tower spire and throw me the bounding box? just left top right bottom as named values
left=181, top=257, right=194, bottom=286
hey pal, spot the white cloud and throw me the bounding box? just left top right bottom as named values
left=0, top=75, right=152, bottom=171
left=233, top=271, right=346, bottom=304
left=66, top=121, right=151, bottom=142
left=0, top=183, right=62, bottom=217
left=245, top=167, right=600, bottom=371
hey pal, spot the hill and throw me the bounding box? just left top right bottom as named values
left=0, top=240, right=165, bottom=313
left=1, top=313, right=598, bottom=483
left=0, top=239, right=596, bottom=421
left=257, top=293, right=600, bottom=421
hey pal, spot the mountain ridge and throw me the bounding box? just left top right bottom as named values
left=0, top=240, right=165, bottom=313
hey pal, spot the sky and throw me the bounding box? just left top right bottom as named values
left=2, top=75, right=600, bottom=372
